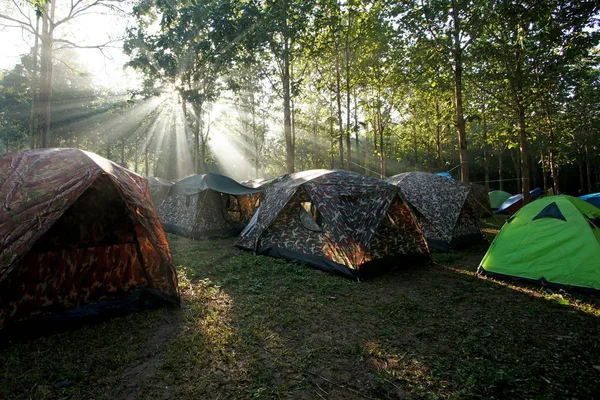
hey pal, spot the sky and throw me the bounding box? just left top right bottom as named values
left=0, top=1, right=139, bottom=90
left=0, top=1, right=266, bottom=180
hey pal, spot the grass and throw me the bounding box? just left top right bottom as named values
left=1, top=216, right=600, bottom=399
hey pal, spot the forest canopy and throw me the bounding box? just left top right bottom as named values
left=0, top=0, right=599, bottom=197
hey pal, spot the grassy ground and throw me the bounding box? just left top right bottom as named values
left=2, top=216, right=600, bottom=399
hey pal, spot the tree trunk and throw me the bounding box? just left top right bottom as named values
left=498, top=150, right=504, bottom=191
left=291, top=91, right=297, bottom=160
left=530, top=154, right=537, bottom=188
left=134, top=140, right=138, bottom=173
left=251, top=88, right=259, bottom=178
left=282, top=25, right=294, bottom=173
left=344, top=2, right=353, bottom=171
left=354, top=91, right=359, bottom=171
left=540, top=148, right=548, bottom=193
left=329, top=104, right=335, bottom=169
left=372, top=117, right=378, bottom=175
left=200, top=135, right=207, bottom=174
left=335, top=46, right=344, bottom=169
left=29, top=16, right=40, bottom=149
left=511, top=148, right=521, bottom=194
left=412, top=120, right=418, bottom=169
left=547, top=111, right=558, bottom=194
left=577, top=146, right=585, bottom=194
left=120, top=139, right=125, bottom=166
left=435, top=100, right=443, bottom=170
left=313, top=115, right=319, bottom=168
left=586, top=145, right=592, bottom=194
left=517, top=101, right=530, bottom=203
left=193, top=103, right=201, bottom=174
left=330, top=139, right=334, bottom=169
left=180, top=93, right=190, bottom=170
left=38, top=0, right=56, bottom=148
left=482, top=107, right=490, bottom=190
left=451, top=0, right=469, bottom=183
left=379, top=125, right=385, bottom=178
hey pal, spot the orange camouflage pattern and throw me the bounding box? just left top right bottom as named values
left=0, top=148, right=179, bottom=330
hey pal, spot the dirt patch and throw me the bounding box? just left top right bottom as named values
left=108, top=311, right=179, bottom=400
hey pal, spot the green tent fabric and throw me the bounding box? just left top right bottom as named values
left=489, top=190, right=512, bottom=209
left=478, top=195, right=600, bottom=291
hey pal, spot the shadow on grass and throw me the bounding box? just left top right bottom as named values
left=155, top=234, right=600, bottom=399
left=2, top=233, right=599, bottom=400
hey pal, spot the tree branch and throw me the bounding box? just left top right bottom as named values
left=0, top=12, right=35, bottom=35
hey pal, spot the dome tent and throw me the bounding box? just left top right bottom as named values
left=237, top=170, right=430, bottom=278
left=386, top=172, right=485, bottom=251
left=478, top=195, right=600, bottom=292
left=469, top=183, right=493, bottom=216
left=158, top=173, right=263, bottom=238
left=146, top=176, right=174, bottom=207
left=0, top=149, right=179, bottom=333
left=579, top=192, right=600, bottom=208
left=489, top=190, right=512, bottom=210
left=495, top=187, right=544, bottom=214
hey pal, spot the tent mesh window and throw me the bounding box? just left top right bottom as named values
left=299, top=201, right=322, bottom=232
left=532, top=202, right=567, bottom=222
left=223, top=194, right=241, bottom=222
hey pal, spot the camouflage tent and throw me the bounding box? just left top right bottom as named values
left=469, top=183, right=493, bottom=217
left=0, top=149, right=179, bottom=333
left=158, top=173, right=262, bottom=238
left=237, top=170, right=430, bottom=278
left=147, top=176, right=173, bottom=207
left=386, top=172, right=485, bottom=251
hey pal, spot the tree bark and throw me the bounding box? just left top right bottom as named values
left=412, top=119, right=418, bottom=169
left=379, top=123, right=385, bottom=178
left=193, top=103, right=201, bottom=174
left=334, top=43, right=344, bottom=169
left=546, top=109, right=558, bottom=194
left=435, top=99, right=443, bottom=170
left=482, top=107, right=490, bottom=190
left=38, top=0, right=56, bottom=148
left=354, top=90, right=359, bottom=171
left=329, top=103, right=335, bottom=169
left=120, top=139, right=125, bottom=166
left=451, top=0, right=469, bottom=183
left=282, top=4, right=294, bottom=173
left=586, top=145, right=592, bottom=194
left=540, top=147, right=548, bottom=193
left=517, top=103, right=530, bottom=203
left=134, top=140, right=138, bottom=173
left=511, top=148, right=521, bottom=194
left=372, top=116, right=378, bottom=175
left=344, top=5, right=352, bottom=171
left=498, top=150, right=504, bottom=191
left=313, top=115, right=319, bottom=168
left=577, top=145, right=585, bottom=194
left=29, top=16, right=40, bottom=149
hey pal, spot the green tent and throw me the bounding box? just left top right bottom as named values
left=478, top=195, right=600, bottom=291
left=488, top=190, right=512, bottom=209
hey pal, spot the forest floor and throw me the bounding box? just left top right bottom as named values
left=2, top=216, right=600, bottom=399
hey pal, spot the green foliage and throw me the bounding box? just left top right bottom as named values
left=1, top=0, right=599, bottom=191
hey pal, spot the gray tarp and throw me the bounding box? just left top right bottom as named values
left=169, top=173, right=263, bottom=196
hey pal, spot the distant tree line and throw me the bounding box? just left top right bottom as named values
left=0, top=0, right=599, bottom=198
